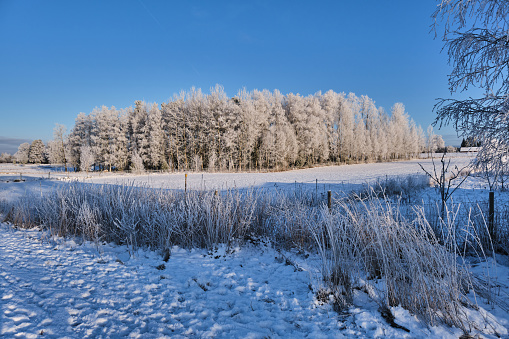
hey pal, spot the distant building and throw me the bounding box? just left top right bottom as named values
left=459, top=147, right=480, bottom=153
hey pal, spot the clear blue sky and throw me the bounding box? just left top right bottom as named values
left=0, top=0, right=470, bottom=154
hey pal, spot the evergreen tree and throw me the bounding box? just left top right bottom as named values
left=28, top=139, right=45, bottom=164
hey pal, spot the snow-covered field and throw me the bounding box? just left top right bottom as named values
left=2, top=157, right=509, bottom=338
left=1, top=155, right=473, bottom=193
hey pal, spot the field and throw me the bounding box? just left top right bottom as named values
left=1, top=155, right=509, bottom=338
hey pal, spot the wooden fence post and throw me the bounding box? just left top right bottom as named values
left=185, top=173, right=188, bottom=193
left=315, top=179, right=318, bottom=202
left=328, top=190, right=332, bottom=212
left=489, top=191, right=495, bottom=240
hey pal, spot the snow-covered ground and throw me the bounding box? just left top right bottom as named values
left=4, top=223, right=506, bottom=338
left=0, top=155, right=470, bottom=195
left=81, top=157, right=474, bottom=192
left=0, top=155, right=472, bottom=189
left=2, top=157, right=509, bottom=338
left=0, top=224, right=335, bottom=338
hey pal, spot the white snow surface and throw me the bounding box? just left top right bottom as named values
left=3, top=223, right=502, bottom=339
left=51, top=156, right=474, bottom=194
left=2, top=157, right=509, bottom=338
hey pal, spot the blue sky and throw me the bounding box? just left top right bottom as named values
left=0, top=0, right=472, bottom=153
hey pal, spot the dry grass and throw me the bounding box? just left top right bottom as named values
left=309, top=195, right=490, bottom=332
left=0, top=180, right=499, bottom=333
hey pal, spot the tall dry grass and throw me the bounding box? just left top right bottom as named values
left=0, top=180, right=500, bottom=332
left=309, top=197, right=478, bottom=330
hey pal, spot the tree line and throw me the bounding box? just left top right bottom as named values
left=12, top=86, right=429, bottom=172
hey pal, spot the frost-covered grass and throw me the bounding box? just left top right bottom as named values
left=2, top=183, right=263, bottom=252
left=311, top=199, right=477, bottom=331
left=0, top=178, right=504, bottom=334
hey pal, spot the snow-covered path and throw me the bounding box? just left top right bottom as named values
left=0, top=224, right=343, bottom=338
left=2, top=223, right=508, bottom=338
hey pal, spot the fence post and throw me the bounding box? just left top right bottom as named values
left=185, top=173, right=188, bottom=193
left=316, top=179, right=318, bottom=202
left=489, top=191, right=495, bottom=240
left=328, top=190, right=332, bottom=212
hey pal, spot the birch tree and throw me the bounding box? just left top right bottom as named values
left=147, top=103, right=165, bottom=169
left=53, top=124, right=68, bottom=172
left=433, top=0, right=509, bottom=167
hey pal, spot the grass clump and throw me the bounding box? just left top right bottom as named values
left=310, top=197, right=482, bottom=332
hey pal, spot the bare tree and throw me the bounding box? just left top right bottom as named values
left=433, top=0, right=509, bottom=166
left=419, top=153, right=471, bottom=220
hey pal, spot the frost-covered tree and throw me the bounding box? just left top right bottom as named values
left=206, top=85, right=240, bottom=171
left=68, top=112, right=93, bottom=170
left=110, top=107, right=129, bottom=170
left=260, top=90, right=297, bottom=170
left=51, top=86, right=426, bottom=172
left=286, top=93, right=328, bottom=166
left=146, top=103, right=166, bottom=169
left=353, top=118, right=367, bottom=161
left=188, top=87, right=209, bottom=170
left=251, top=89, right=272, bottom=169
left=80, top=145, right=95, bottom=173
left=376, top=107, right=390, bottom=161
left=389, top=103, right=411, bottom=159
left=128, top=101, right=150, bottom=167
left=319, top=90, right=342, bottom=162
left=433, top=135, right=446, bottom=153
left=91, top=106, right=111, bottom=171
left=130, top=150, right=145, bottom=174
left=15, top=142, right=30, bottom=164
left=433, top=0, right=509, bottom=168
left=47, top=140, right=63, bottom=164
left=0, top=152, right=13, bottom=163
left=161, top=92, right=187, bottom=171
left=28, top=139, right=46, bottom=164
left=427, top=126, right=445, bottom=153
left=234, top=88, right=260, bottom=171
left=337, top=94, right=356, bottom=162
left=53, top=124, right=68, bottom=172
left=27, top=140, right=44, bottom=164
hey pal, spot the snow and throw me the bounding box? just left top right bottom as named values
left=0, top=225, right=333, bottom=337
left=5, top=155, right=467, bottom=195
left=2, top=157, right=509, bottom=338
left=83, top=157, right=471, bottom=191
left=0, top=155, right=472, bottom=190
left=4, top=223, right=502, bottom=338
